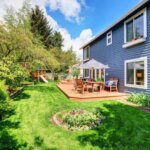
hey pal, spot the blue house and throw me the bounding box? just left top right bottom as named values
left=80, top=0, right=150, bottom=95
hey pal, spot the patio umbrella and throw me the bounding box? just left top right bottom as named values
left=79, top=58, right=109, bottom=69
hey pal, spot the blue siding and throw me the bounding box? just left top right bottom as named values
left=85, top=6, right=150, bottom=95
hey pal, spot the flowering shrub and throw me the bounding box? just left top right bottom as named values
left=61, top=109, right=104, bottom=131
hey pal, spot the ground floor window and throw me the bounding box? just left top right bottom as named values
left=84, top=69, right=89, bottom=78
left=125, top=57, right=147, bottom=89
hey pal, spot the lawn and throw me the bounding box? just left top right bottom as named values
left=0, top=82, right=150, bottom=150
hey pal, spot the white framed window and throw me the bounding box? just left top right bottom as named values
left=124, top=57, right=147, bottom=89
left=84, top=69, right=89, bottom=78
left=106, top=31, right=112, bottom=46
left=83, top=46, right=90, bottom=61
left=123, top=8, right=147, bottom=48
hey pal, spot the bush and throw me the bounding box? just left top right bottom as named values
left=96, top=77, right=104, bottom=82
left=0, top=81, right=8, bottom=101
left=72, top=68, right=80, bottom=79
left=0, top=81, right=10, bottom=120
left=62, top=109, right=104, bottom=131
left=127, top=93, right=150, bottom=107
left=0, top=57, right=25, bottom=89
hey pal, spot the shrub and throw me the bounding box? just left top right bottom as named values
left=72, top=68, right=80, bottom=79
left=0, top=81, right=10, bottom=120
left=0, top=57, right=25, bottom=89
left=62, top=109, right=103, bottom=131
left=127, top=93, right=150, bottom=107
left=0, top=81, right=8, bottom=101
left=96, top=77, right=104, bottom=82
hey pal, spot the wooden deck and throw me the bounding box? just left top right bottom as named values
left=57, top=82, right=127, bottom=101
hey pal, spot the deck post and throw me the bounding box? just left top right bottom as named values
left=95, top=69, right=97, bottom=80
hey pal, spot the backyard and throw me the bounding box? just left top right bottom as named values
left=0, top=82, right=150, bottom=150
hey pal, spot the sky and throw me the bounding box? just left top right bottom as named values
left=0, top=0, right=141, bottom=58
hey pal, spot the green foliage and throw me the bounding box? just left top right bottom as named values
left=62, top=109, right=103, bottom=131
left=72, top=68, right=80, bottom=79
left=0, top=57, right=25, bottom=88
left=52, top=31, right=63, bottom=48
left=0, top=81, right=10, bottom=120
left=50, top=47, right=77, bottom=74
left=0, top=81, right=8, bottom=101
left=0, top=1, right=78, bottom=90
left=127, top=93, right=150, bottom=106
left=4, top=0, right=31, bottom=29
left=31, top=5, right=63, bottom=49
left=31, top=5, right=53, bottom=49
left=96, top=77, right=104, bottom=82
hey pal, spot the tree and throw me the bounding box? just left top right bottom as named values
left=52, top=31, right=63, bottom=48
left=50, top=47, right=77, bottom=74
left=0, top=57, right=25, bottom=89
left=1, top=1, right=59, bottom=72
left=72, top=68, right=80, bottom=79
left=4, top=0, right=31, bottom=29
left=31, top=5, right=53, bottom=49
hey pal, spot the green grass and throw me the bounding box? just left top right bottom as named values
left=0, top=82, right=150, bottom=150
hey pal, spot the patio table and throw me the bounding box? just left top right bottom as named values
left=84, top=81, right=105, bottom=92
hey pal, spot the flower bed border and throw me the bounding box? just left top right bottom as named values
left=51, top=110, right=103, bottom=131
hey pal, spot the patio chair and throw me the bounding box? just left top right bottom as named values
left=105, top=77, right=119, bottom=92
left=74, top=79, right=86, bottom=94
left=74, top=79, right=93, bottom=94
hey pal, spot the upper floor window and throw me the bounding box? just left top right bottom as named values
left=107, top=31, right=112, bottom=46
left=83, top=46, right=90, bottom=60
left=123, top=8, right=147, bottom=48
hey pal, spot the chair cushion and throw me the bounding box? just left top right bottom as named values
left=105, top=80, right=116, bottom=86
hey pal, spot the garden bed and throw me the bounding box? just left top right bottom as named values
left=51, top=109, right=104, bottom=131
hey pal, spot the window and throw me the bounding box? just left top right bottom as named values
left=107, top=31, right=112, bottom=45
left=124, top=8, right=147, bottom=45
left=83, top=46, right=90, bottom=60
left=84, top=69, right=89, bottom=78
left=125, top=57, right=147, bottom=89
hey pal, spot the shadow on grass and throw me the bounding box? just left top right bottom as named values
left=0, top=110, right=27, bottom=149
left=0, top=130, right=27, bottom=150
left=78, top=103, right=150, bottom=149
left=13, top=92, right=31, bottom=101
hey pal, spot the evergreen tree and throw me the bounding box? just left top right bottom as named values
left=31, top=5, right=53, bottom=49
left=52, top=31, right=63, bottom=48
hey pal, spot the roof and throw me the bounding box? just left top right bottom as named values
left=80, top=0, right=149, bottom=49
left=80, top=59, right=109, bottom=69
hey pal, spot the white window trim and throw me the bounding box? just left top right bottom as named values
left=83, top=46, right=90, bottom=61
left=124, top=56, right=147, bottom=89
left=106, top=31, right=112, bottom=46
left=123, top=8, right=147, bottom=48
